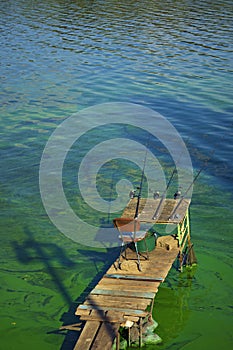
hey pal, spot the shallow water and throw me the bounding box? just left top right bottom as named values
left=0, top=0, right=232, bottom=349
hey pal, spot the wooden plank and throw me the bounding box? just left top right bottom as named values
left=91, top=322, right=119, bottom=350
left=84, top=299, right=150, bottom=310
left=85, top=294, right=154, bottom=305
left=97, top=279, right=161, bottom=292
left=123, top=315, right=139, bottom=323
left=106, top=259, right=174, bottom=278
left=99, top=278, right=161, bottom=287
left=106, top=252, right=178, bottom=276
left=80, top=314, right=139, bottom=324
left=90, top=288, right=155, bottom=299
left=104, top=274, right=164, bottom=282
left=73, top=321, right=100, bottom=350
left=138, top=271, right=171, bottom=279
left=79, top=315, right=120, bottom=322
left=106, top=310, right=125, bottom=319
left=76, top=304, right=149, bottom=317
left=148, top=250, right=179, bottom=258
left=80, top=310, right=124, bottom=323
left=84, top=296, right=151, bottom=311
left=88, top=310, right=106, bottom=319
left=99, top=282, right=160, bottom=294
left=75, top=309, right=91, bottom=316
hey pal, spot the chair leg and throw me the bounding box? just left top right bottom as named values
left=124, top=243, right=127, bottom=260
left=134, top=242, right=142, bottom=271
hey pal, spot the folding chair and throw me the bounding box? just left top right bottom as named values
left=113, top=217, right=149, bottom=271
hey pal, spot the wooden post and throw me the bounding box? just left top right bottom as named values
left=116, top=329, right=120, bottom=350
left=139, top=317, right=142, bottom=348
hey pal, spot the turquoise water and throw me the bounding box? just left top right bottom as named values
left=1, top=0, right=232, bottom=349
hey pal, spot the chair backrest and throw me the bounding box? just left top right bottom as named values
left=113, top=217, right=140, bottom=234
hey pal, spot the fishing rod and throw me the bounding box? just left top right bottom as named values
left=152, top=139, right=190, bottom=220
left=170, top=148, right=215, bottom=220
left=134, top=140, right=150, bottom=219
left=169, top=162, right=205, bottom=220
left=152, top=167, right=177, bottom=220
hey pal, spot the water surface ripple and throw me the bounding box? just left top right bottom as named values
left=0, top=1, right=232, bottom=349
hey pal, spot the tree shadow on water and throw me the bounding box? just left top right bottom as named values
left=12, top=226, right=120, bottom=349
left=11, top=226, right=75, bottom=306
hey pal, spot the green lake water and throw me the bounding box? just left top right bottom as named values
left=0, top=1, right=232, bottom=349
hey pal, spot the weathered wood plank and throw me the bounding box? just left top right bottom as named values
left=80, top=315, right=120, bottom=323
left=106, top=253, right=178, bottom=276
left=76, top=304, right=148, bottom=317
left=104, top=264, right=172, bottom=280
left=73, top=321, right=100, bottom=350
left=75, top=309, right=91, bottom=316
left=100, top=277, right=161, bottom=286
left=85, top=294, right=154, bottom=305
left=90, top=288, right=155, bottom=299
left=91, top=322, right=119, bottom=350
left=96, top=279, right=160, bottom=292
left=80, top=310, right=125, bottom=323
left=80, top=314, right=139, bottom=324
left=84, top=296, right=151, bottom=311
left=84, top=299, right=150, bottom=310
left=104, top=274, right=164, bottom=282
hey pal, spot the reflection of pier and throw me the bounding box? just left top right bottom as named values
left=61, top=197, right=193, bottom=349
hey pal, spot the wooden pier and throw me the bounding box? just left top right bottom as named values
left=61, top=197, right=193, bottom=349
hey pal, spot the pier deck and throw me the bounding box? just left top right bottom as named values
left=61, top=197, right=191, bottom=349
left=71, top=235, right=179, bottom=350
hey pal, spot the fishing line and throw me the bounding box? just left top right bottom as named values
left=134, top=137, right=151, bottom=219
